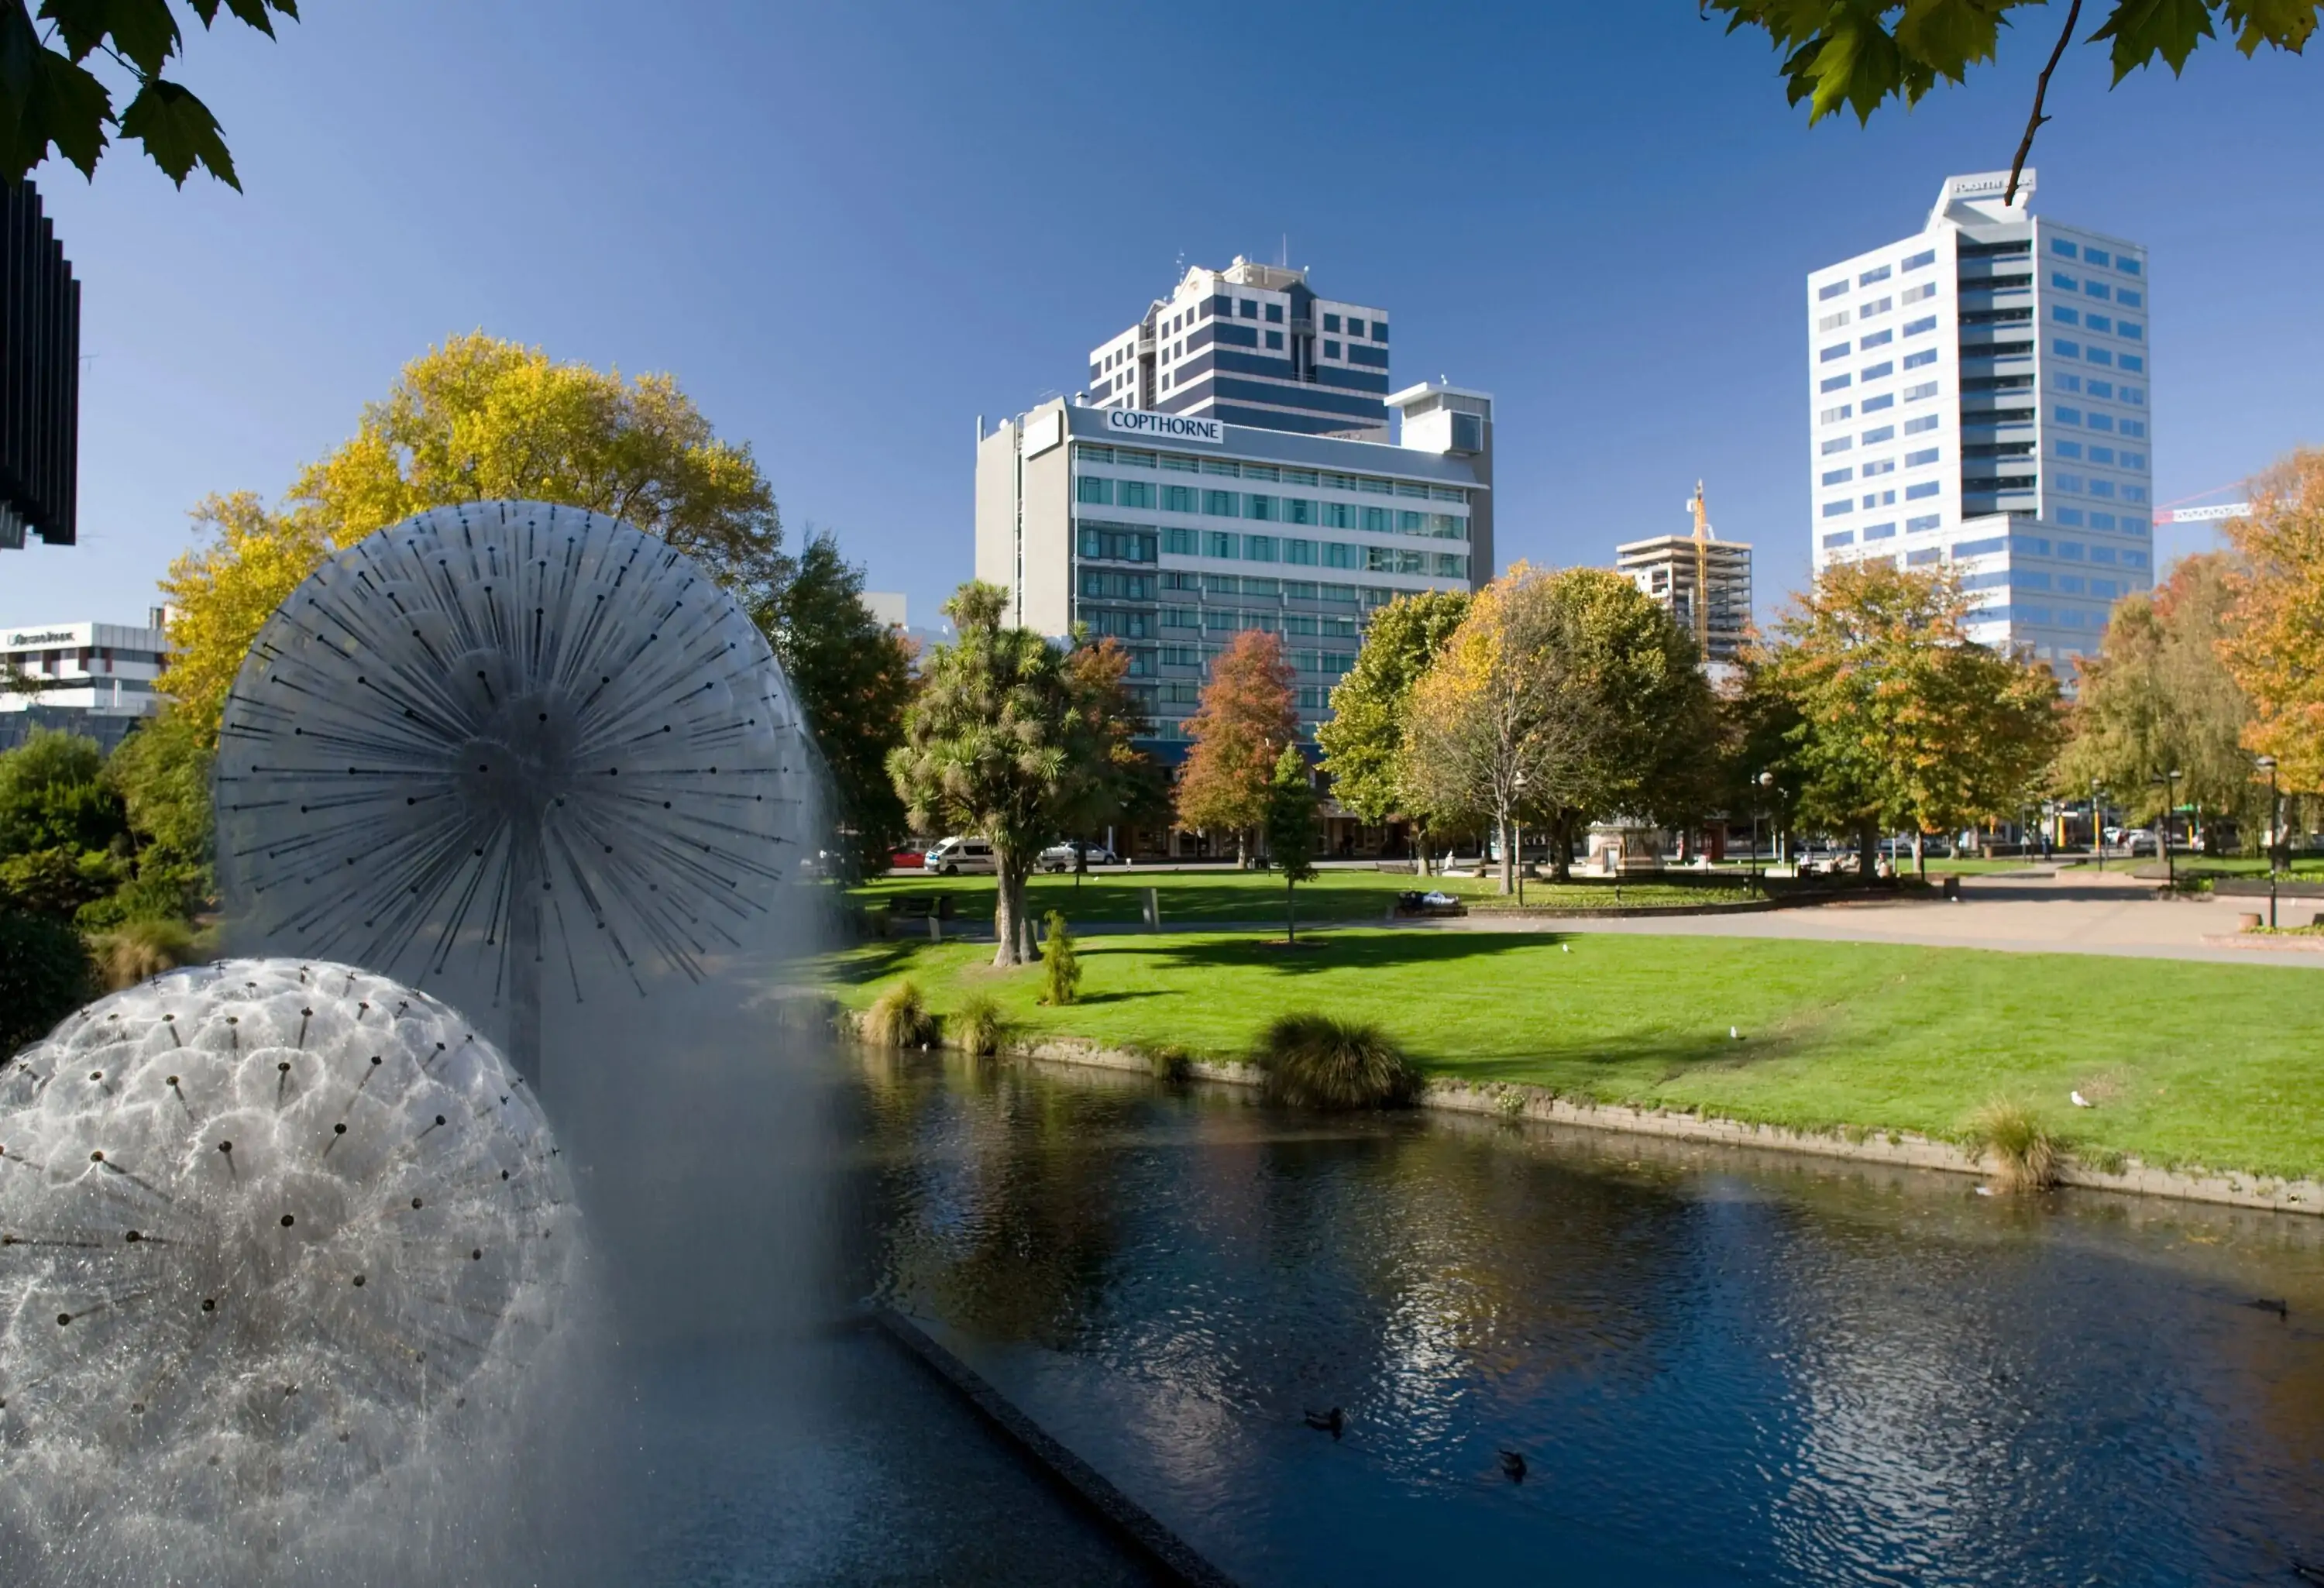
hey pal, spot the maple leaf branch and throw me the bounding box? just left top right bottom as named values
left=2008, top=0, right=2083, bottom=205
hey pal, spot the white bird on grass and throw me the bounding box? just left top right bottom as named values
left=1730, top=1026, right=1741, bottom=1040
left=2071, top=1091, right=2093, bottom=1108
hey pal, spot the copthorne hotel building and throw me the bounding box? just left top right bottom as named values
left=974, top=388, right=1492, bottom=749
left=1807, top=171, right=2154, bottom=667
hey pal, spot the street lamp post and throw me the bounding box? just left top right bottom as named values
left=2259, top=754, right=2280, bottom=930
left=2091, top=779, right=2104, bottom=873
left=1752, top=771, right=1773, bottom=899
left=1513, top=768, right=1527, bottom=907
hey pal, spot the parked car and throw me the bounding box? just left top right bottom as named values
left=888, top=845, right=927, bottom=871
left=2118, top=828, right=2160, bottom=857
left=1039, top=839, right=1124, bottom=872
left=923, top=836, right=998, bottom=875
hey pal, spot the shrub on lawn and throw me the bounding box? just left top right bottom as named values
left=1038, top=912, right=1081, bottom=1006
left=1969, top=1098, right=2061, bottom=1192
left=94, top=916, right=197, bottom=991
left=865, top=978, right=939, bottom=1048
left=954, top=992, right=1009, bottom=1057
left=1255, top=1013, right=1419, bottom=1111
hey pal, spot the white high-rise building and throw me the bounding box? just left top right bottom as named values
left=1807, top=171, right=2154, bottom=669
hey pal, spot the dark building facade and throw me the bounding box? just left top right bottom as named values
left=2, top=180, right=81, bottom=551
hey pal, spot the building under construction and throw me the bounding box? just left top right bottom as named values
left=1618, top=484, right=1753, bottom=664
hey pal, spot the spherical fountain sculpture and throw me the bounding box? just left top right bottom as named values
left=211, top=500, right=819, bottom=1086
left=0, top=958, right=571, bottom=1569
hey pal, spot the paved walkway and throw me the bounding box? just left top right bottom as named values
left=1428, top=869, right=2324, bottom=967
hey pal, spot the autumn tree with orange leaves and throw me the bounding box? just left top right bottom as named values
left=1174, top=631, right=1298, bottom=866
left=2222, top=450, right=2324, bottom=793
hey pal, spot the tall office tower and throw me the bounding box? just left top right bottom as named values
left=1807, top=171, right=2154, bottom=669
left=1087, top=258, right=1393, bottom=439
left=1616, top=530, right=1755, bottom=665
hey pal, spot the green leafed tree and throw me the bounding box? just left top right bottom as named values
left=888, top=582, right=1143, bottom=968
left=2, top=0, right=301, bottom=186
left=1315, top=589, right=1470, bottom=871
left=1706, top=1, right=2320, bottom=203
left=1759, top=560, right=2063, bottom=875
left=749, top=531, right=916, bottom=878
left=1263, top=742, right=1321, bottom=942
left=2056, top=552, right=2259, bottom=842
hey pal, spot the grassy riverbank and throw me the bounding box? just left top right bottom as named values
left=818, top=930, right=2324, bottom=1184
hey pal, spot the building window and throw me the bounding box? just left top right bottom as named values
left=2120, top=419, right=2146, bottom=438
left=1348, top=318, right=1367, bottom=336
left=2051, top=239, right=2077, bottom=258
left=1076, top=476, right=1112, bottom=504
left=1323, top=313, right=1341, bottom=332
left=1245, top=534, right=1278, bottom=562
left=2119, top=321, right=2142, bottom=340
left=1903, top=249, right=1936, bottom=270
left=1861, top=296, right=1892, bottom=318
left=1820, top=343, right=1848, bottom=363
left=1821, top=436, right=1853, bottom=455
left=2054, top=441, right=2083, bottom=459
left=1862, top=393, right=1896, bottom=413
left=1823, top=530, right=1856, bottom=548
left=2085, top=347, right=2114, bottom=367
left=2118, top=289, right=2143, bottom=308
left=2056, top=508, right=2085, bottom=526
left=1821, top=404, right=1853, bottom=423
left=2054, top=373, right=2082, bottom=393
left=1905, top=481, right=1940, bottom=500
left=1204, top=489, right=1238, bottom=516
left=1864, top=521, right=1897, bottom=540
left=1265, top=302, right=1284, bottom=323
left=1165, top=527, right=1195, bottom=555
left=2052, top=338, right=2080, bottom=358
left=2087, top=412, right=2115, bottom=433
left=1239, top=299, right=1257, bottom=318
left=1205, top=531, right=1239, bottom=559
left=1819, top=310, right=1851, bottom=332
left=1859, top=329, right=1893, bottom=349
left=1904, top=414, right=1939, bottom=434
left=2052, top=305, right=2081, bottom=325
left=2085, top=314, right=2113, bottom=334
left=1862, top=360, right=1894, bottom=380
left=2120, top=354, right=2144, bottom=373
left=1903, top=382, right=1938, bottom=400
left=1903, top=350, right=1936, bottom=370
left=1858, top=265, right=1891, bottom=285
left=1325, top=339, right=1342, bottom=359
left=2055, top=473, right=2085, bottom=493
left=1903, top=315, right=1937, bottom=335
left=1862, top=459, right=1895, bottom=478
left=1907, top=547, right=1942, bottom=566
left=2083, top=246, right=2112, bottom=267
left=1264, top=330, right=1284, bottom=349
left=1372, top=321, right=1387, bottom=342
left=1285, top=538, right=1317, bottom=565
left=2083, top=280, right=2112, bottom=302
left=1905, top=448, right=1939, bottom=467
left=1822, top=467, right=1854, bottom=486
left=2054, top=405, right=2082, bottom=424
left=1817, top=280, right=1845, bottom=301
left=1821, top=500, right=1851, bottom=518
left=2089, top=445, right=2115, bottom=464
left=1906, top=514, right=1940, bottom=532
left=1953, top=535, right=2007, bottom=557
left=1164, top=484, right=1197, bottom=512
left=2089, top=479, right=2117, bottom=499
left=1862, top=424, right=1894, bottom=443
left=1821, top=373, right=1851, bottom=393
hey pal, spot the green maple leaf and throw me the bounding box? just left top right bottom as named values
left=2089, top=0, right=2219, bottom=77
left=2220, top=0, right=2322, bottom=51
left=119, top=74, right=235, bottom=187
left=1, top=4, right=114, bottom=179
left=40, top=0, right=182, bottom=74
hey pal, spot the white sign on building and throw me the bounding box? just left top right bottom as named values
left=1102, top=409, right=1223, bottom=445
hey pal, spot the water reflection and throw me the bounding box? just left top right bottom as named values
left=841, top=1051, right=2324, bottom=1586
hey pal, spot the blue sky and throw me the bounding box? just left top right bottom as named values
left=5, top=1, right=2318, bottom=632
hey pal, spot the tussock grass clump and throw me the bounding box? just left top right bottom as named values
left=1255, top=1013, right=1419, bottom=1111
left=1038, top=912, right=1081, bottom=1006
left=864, top=978, right=940, bottom=1048
left=95, top=917, right=196, bottom=991
left=1136, top=1043, right=1192, bottom=1084
left=953, top=992, right=1009, bottom=1057
left=1969, top=1098, right=2062, bottom=1191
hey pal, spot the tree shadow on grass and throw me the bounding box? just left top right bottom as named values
left=1085, top=930, right=1570, bottom=978
left=1426, top=1022, right=1826, bottom=1092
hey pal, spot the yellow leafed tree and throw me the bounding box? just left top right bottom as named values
left=160, top=333, right=786, bottom=742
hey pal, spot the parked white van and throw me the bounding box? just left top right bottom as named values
left=923, top=836, right=998, bottom=875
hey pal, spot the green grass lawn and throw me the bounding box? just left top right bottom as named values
left=854, top=868, right=1750, bottom=925
left=817, top=930, right=2324, bottom=1183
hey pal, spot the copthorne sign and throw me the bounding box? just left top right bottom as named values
left=1103, top=409, right=1223, bottom=445
left=1943, top=169, right=2035, bottom=201
left=6, top=630, right=77, bottom=648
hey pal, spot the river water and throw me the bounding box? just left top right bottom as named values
left=837, top=1050, right=2324, bottom=1587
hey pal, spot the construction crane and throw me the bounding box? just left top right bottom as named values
left=1685, top=480, right=1713, bottom=658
